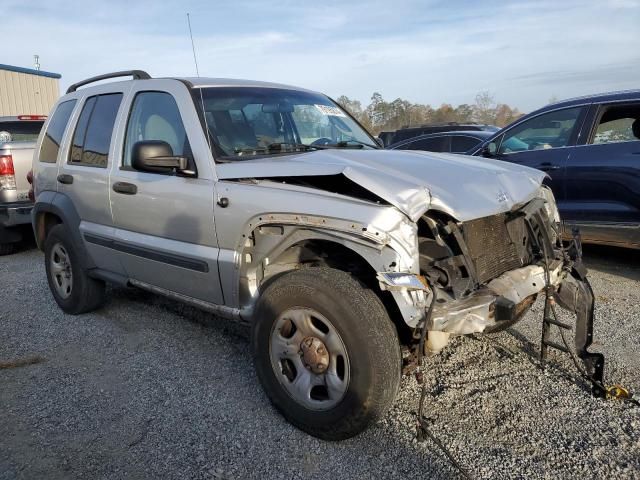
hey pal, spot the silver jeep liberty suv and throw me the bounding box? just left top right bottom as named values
left=31, top=71, right=603, bottom=440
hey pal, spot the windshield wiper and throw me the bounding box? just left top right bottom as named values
left=266, top=143, right=318, bottom=151
left=233, top=143, right=318, bottom=156
left=312, top=140, right=378, bottom=149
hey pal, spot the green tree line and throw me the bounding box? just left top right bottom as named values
left=336, top=91, right=523, bottom=134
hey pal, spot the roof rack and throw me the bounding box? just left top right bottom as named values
left=66, top=70, right=151, bottom=94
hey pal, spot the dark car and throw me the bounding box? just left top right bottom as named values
left=470, top=89, right=640, bottom=249
left=380, top=122, right=498, bottom=146
left=387, top=130, right=493, bottom=153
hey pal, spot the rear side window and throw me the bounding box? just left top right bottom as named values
left=451, top=136, right=481, bottom=153
left=69, top=93, right=123, bottom=167
left=591, top=104, right=640, bottom=144
left=39, top=100, right=76, bottom=163
left=404, top=137, right=448, bottom=152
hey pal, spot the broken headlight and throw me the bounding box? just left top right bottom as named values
left=538, top=186, right=560, bottom=243
left=377, top=272, right=430, bottom=291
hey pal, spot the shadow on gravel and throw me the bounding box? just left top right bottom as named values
left=4, top=224, right=37, bottom=256
left=582, top=244, right=640, bottom=281
left=103, top=286, right=456, bottom=479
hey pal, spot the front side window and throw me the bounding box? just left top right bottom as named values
left=39, top=100, right=76, bottom=163
left=69, top=93, right=122, bottom=167
left=498, top=107, right=583, bottom=154
left=123, top=92, right=191, bottom=169
left=196, top=87, right=376, bottom=159
left=591, top=104, right=640, bottom=144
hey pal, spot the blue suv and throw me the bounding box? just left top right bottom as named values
left=472, top=90, right=640, bottom=249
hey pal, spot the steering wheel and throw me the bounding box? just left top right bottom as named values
left=311, top=137, right=333, bottom=146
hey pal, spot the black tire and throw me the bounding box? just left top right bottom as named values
left=252, top=267, right=402, bottom=440
left=0, top=242, right=16, bottom=256
left=44, top=224, right=106, bottom=314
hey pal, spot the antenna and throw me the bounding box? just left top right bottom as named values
left=186, top=13, right=200, bottom=77
left=186, top=13, right=212, bottom=151
left=34, top=55, right=40, bottom=71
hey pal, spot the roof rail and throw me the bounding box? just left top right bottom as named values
left=66, top=70, right=151, bottom=94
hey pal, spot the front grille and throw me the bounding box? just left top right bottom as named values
left=463, top=212, right=527, bottom=284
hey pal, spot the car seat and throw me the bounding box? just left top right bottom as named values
left=632, top=118, right=640, bottom=140
left=210, top=111, right=258, bottom=152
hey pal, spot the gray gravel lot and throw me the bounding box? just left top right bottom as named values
left=1, top=242, right=639, bottom=480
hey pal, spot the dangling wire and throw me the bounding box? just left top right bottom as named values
left=414, top=289, right=474, bottom=480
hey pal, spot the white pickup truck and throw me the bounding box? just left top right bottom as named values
left=0, top=115, right=46, bottom=254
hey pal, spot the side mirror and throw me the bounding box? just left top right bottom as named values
left=374, top=137, right=385, bottom=148
left=132, top=140, right=188, bottom=173
left=482, top=142, right=498, bottom=157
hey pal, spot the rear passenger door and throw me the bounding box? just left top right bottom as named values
left=563, top=101, right=640, bottom=245
left=109, top=80, right=224, bottom=305
left=57, top=89, right=126, bottom=275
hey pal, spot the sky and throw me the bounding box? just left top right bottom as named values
left=4, top=0, right=640, bottom=112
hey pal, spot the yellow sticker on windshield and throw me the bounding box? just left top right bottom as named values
left=314, top=105, right=346, bottom=117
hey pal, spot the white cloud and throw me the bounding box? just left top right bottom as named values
left=4, top=0, right=639, bottom=112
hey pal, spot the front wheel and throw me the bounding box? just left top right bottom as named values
left=252, top=267, right=401, bottom=440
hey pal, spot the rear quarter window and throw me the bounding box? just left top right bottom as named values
left=39, top=100, right=77, bottom=163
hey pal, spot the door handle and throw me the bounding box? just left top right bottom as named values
left=57, top=174, right=74, bottom=184
left=538, top=163, right=561, bottom=171
left=112, top=182, right=137, bottom=195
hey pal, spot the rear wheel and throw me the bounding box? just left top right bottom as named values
left=44, top=224, right=106, bottom=314
left=252, top=267, right=401, bottom=440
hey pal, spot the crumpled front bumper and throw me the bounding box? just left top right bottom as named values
left=428, top=262, right=565, bottom=334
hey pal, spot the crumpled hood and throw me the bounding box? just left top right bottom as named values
left=216, top=149, right=546, bottom=222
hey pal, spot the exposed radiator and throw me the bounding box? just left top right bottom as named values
left=463, top=213, right=527, bottom=284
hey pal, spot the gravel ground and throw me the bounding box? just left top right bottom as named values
left=1, top=242, right=639, bottom=480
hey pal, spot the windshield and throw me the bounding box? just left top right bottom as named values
left=195, top=87, right=377, bottom=159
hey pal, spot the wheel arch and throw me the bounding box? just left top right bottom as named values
left=238, top=224, right=415, bottom=343
left=32, top=191, right=95, bottom=269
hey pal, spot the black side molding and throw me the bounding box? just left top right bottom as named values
left=84, top=234, right=209, bottom=273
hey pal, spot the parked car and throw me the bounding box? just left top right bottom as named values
left=31, top=71, right=601, bottom=440
left=387, top=130, right=493, bottom=153
left=471, top=90, right=640, bottom=249
left=0, top=115, right=46, bottom=254
left=381, top=122, right=499, bottom=147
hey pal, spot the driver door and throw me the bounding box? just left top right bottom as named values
left=108, top=80, right=224, bottom=305
left=492, top=106, right=588, bottom=213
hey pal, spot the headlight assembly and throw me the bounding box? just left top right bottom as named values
left=376, top=272, right=430, bottom=291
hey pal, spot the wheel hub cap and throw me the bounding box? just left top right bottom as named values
left=269, top=307, right=350, bottom=411
left=300, top=336, right=329, bottom=374
left=50, top=243, right=73, bottom=299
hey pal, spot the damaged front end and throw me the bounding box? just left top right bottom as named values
left=379, top=188, right=605, bottom=395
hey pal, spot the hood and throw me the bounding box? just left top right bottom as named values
left=216, top=149, right=546, bottom=222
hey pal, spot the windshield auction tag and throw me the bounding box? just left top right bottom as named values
left=314, top=105, right=346, bottom=117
